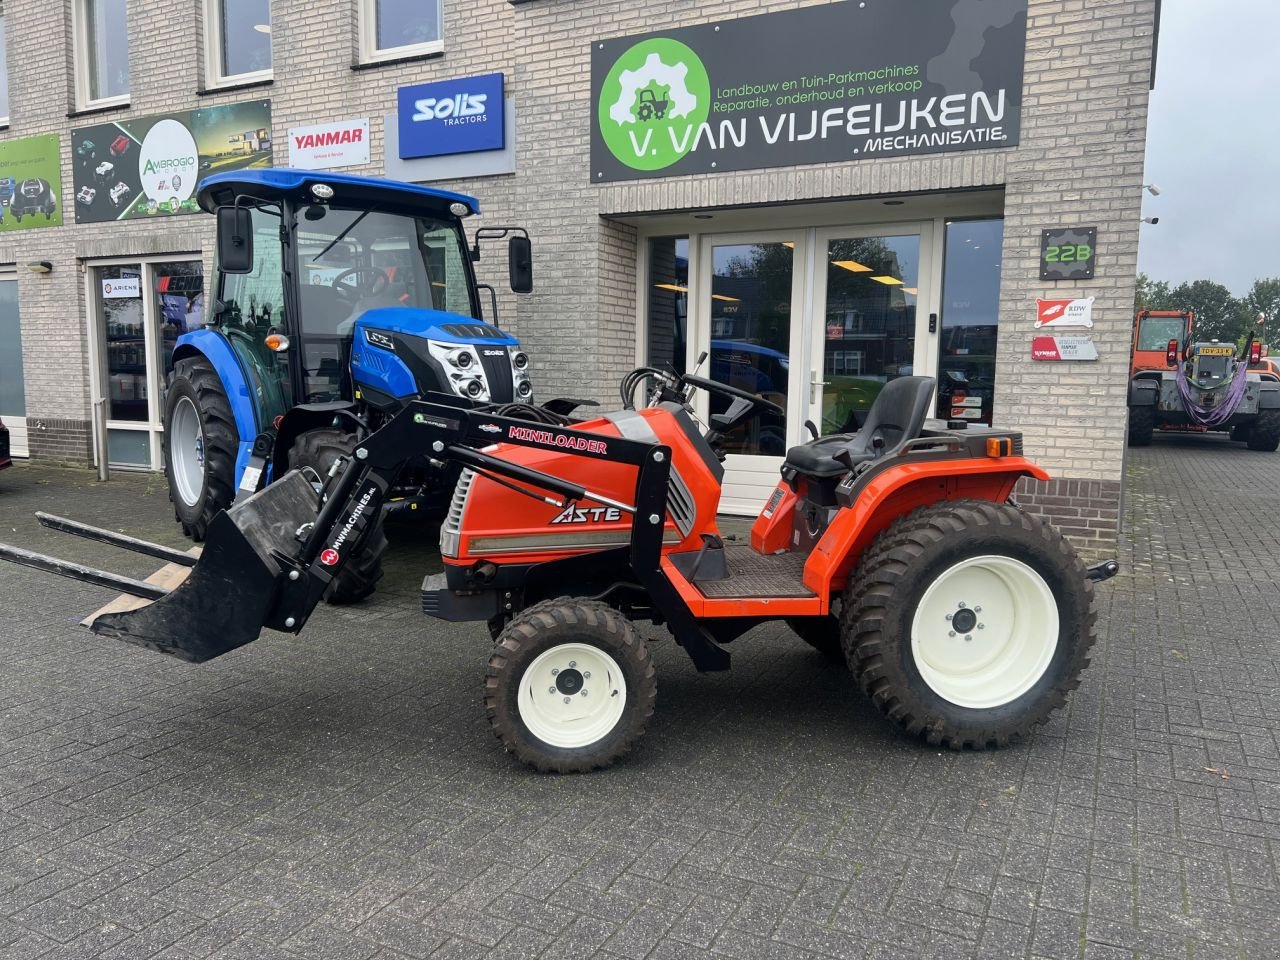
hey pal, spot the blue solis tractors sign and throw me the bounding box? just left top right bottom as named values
left=397, top=73, right=505, bottom=160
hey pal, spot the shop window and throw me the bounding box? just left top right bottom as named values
left=937, top=219, right=1004, bottom=426
left=360, top=0, right=443, bottom=62
left=75, top=0, right=130, bottom=107
left=0, top=6, right=9, bottom=124
left=0, top=277, right=23, bottom=418
left=205, top=0, right=272, bottom=86
left=645, top=236, right=688, bottom=375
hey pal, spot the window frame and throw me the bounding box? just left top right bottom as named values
left=358, top=0, right=444, bottom=65
left=0, top=5, right=9, bottom=125
left=72, top=0, right=131, bottom=110
left=202, top=0, right=273, bottom=90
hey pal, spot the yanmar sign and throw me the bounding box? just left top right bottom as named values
left=287, top=118, right=370, bottom=170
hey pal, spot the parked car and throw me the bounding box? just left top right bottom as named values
left=0, top=417, right=11, bottom=472
left=9, top=178, right=57, bottom=221
left=1249, top=357, right=1280, bottom=381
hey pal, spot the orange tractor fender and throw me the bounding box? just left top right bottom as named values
left=802, top=458, right=1049, bottom=605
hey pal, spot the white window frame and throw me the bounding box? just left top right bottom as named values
left=358, top=0, right=443, bottom=64
left=72, top=0, right=131, bottom=110
left=203, top=0, right=273, bottom=89
left=0, top=4, right=9, bottom=125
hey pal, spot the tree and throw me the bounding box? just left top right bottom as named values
left=1168, top=279, right=1248, bottom=344
left=1134, top=272, right=1175, bottom=312
left=1244, top=277, right=1280, bottom=348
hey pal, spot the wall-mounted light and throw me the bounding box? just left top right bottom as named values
left=26, top=261, right=53, bottom=274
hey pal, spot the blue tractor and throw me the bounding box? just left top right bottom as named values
left=163, top=169, right=546, bottom=601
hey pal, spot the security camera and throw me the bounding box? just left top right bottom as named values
left=1142, top=216, right=1160, bottom=225
left=1144, top=183, right=1161, bottom=196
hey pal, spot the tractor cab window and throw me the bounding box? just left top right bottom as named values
left=216, top=204, right=292, bottom=427
left=293, top=206, right=475, bottom=402
left=1136, top=316, right=1186, bottom=351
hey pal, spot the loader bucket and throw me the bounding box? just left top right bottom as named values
left=90, top=469, right=322, bottom=662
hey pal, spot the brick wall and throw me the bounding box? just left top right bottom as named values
left=3, top=0, right=1156, bottom=550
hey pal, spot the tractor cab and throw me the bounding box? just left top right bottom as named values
left=1131, top=309, right=1192, bottom=377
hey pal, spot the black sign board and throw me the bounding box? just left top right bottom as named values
left=1040, top=227, right=1097, bottom=281
left=590, top=0, right=1028, bottom=183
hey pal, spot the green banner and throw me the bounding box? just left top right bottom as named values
left=72, top=99, right=272, bottom=223
left=0, top=134, right=64, bottom=231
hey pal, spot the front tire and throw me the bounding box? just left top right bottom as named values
left=1246, top=411, right=1280, bottom=451
left=842, top=500, right=1096, bottom=749
left=163, top=356, right=238, bottom=542
left=288, top=428, right=387, bottom=604
left=1127, top=405, right=1155, bottom=447
left=485, top=599, right=655, bottom=772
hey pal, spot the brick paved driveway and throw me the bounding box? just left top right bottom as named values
left=1, top=437, right=1277, bottom=959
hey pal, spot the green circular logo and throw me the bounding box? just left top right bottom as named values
left=599, top=38, right=710, bottom=171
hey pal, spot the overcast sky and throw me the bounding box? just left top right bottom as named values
left=1138, top=2, right=1280, bottom=296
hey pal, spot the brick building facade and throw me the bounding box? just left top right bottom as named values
left=0, top=0, right=1158, bottom=551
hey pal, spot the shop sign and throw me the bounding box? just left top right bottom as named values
left=397, top=73, right=506, bottom=160
left=288, top=118, right=370, bottom=170
left=1036, top=297, right=1094, bottom=328
left=0, top=134, right=64, bottom=232
left=101, top=276, right=141, bottom=298
left=1040, top=227, right=1097, bottom=280
left=72, top=99, right=273, bottom=223
left=590, top=1, right=1026, bottom=183
left=1031, top=335, right=1099, bottom=362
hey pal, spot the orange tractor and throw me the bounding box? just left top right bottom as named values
left=0, top=369, right=1117, bottom=771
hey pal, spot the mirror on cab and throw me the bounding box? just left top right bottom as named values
left=509, top=235, right=533, bottom=294
left=216, top=206, right=255, bottom=274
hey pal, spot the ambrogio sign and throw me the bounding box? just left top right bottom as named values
left=590, top=0, right=1026, bottom=183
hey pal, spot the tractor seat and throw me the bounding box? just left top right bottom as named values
left=783, top=376, right=935, bottom=479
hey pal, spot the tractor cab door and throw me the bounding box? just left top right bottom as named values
left=215, top=205, right=293, bottom=430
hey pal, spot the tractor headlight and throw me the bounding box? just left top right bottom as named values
left=451, top=349, right=473, bottom=369
left=516, top=380, right=533, bottom=398
left=465, top=379, right=485, bottom=398
left=427, top=340, right=491, bottom=401
left=512, top=352, right=529, bottom=371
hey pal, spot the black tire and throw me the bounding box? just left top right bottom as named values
left=163, top=356, right=238, bottom=542
left=485, top=598, right=656, bottom=773
left=1127, top=405, right=1155, bottom=447
left=841, top=500, right=1096, bottom=749
left=1246, top=411, right=1280, bottom=451
left=288, top=428, right=387, bottom=604
left=1231, top=424, right=1252, bottom=443
left=786, top=615, right=844, bottom=663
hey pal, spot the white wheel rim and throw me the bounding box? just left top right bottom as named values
left=516, top=642, right=628, bottom=749
left=169, top=396, right=206, bottom=507
left=910, top=555, right=1059, bottom=709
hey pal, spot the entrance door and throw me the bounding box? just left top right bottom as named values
left=0, top=274, right=26, bottom=456
left=693, top=232, right=807, bottom=512
left=89, top=258, right=204, bottom=470
left=809, top=225, right=935, bottom=436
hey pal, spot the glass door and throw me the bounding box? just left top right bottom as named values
left=90, top=258, right=203, bottom=470
left=693, top=232, right=806, bottom=512
left=809, top=225, right=935, bottom=435
left=0, top=274, right=26, bottom=457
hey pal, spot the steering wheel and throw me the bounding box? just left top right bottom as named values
left=331, top=267, right=389, bottom=303
left=680, top=373, right=786, bottom=417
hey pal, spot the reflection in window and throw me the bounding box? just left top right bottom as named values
left=823, top=236, right=919, bottom=434
left=82, top=0, right=130, bottom=102
left=371, top=0, right=442, bottom=54
left=709, top=242, right=793, bottom=456
left=218, top=0, right=272, bottom=79
left=645, top=236, right=688, bottom=375
left=99, top=265, right=147, bottom=422
left=936, top=219, right=1003, bottom=425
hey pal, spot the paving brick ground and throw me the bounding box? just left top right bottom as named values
left=0, top=435, right=1277, bottom=959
